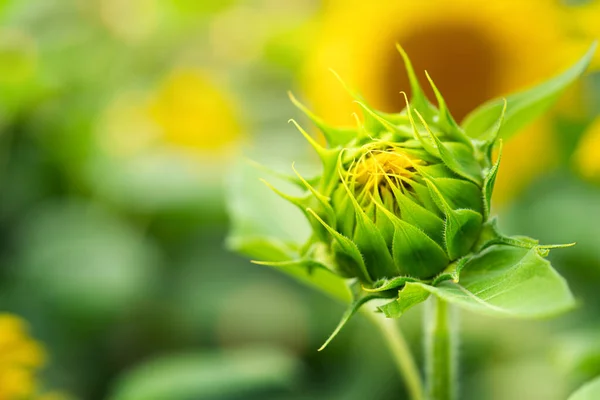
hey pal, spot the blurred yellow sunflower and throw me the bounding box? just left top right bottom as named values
left=0, top=314, right=46, bottom=400
left=92, top=68, right=242, bottom=210
left=99, top=68, right=241, bottom=159
left=304, top=0, right=595, bottom=205
left=149, top=69, right=241, bottom=154
left=574, top=116, right=600, bottom=181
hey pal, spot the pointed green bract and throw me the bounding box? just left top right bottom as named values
left=482, top=141, right=502, bottom=220
left=415, top=110, right=481, bottom=184
left=338, top=168, right=398, bottom=278
left=392, top=185, right=445, bottom=246
left=376, top=203, right=449, bottom=278
left=427, top=177, right=483, bottom=213
left=318, top=293, right=379, bottom=351
left=396, top=44, right=432, bottom=119
left=288, top=91, right=356, bottom=147
left=425, top=179, right=483, bottom=259
left=424, top=70, right=472, bottom=148
left=307, top=208, right=372, bottom=283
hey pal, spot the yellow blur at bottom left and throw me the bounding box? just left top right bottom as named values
left=0, top=314, right=64, bottom=400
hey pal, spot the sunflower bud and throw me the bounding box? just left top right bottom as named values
left=273, top=49, right=501, bottom=288
left=231, top=44, right=591, bottom=349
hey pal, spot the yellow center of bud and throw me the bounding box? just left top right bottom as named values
left=348, top=147, right=423, bottom=196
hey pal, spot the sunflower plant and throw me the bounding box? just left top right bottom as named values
left=227, top=44, right=596, bottom=400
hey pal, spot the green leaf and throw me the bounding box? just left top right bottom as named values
left=378, top=283, right=431, bottom=318
left=413, top=245, right=576, bottom=318
left=108, top=348, right=301, bottom=400
left=568, top=376, right=600, bottom=400
left=555, top=328, right=600, bottom=379
left=462, top=43, right=597, bottom=140
left=226, top=160, right=310, bottom=258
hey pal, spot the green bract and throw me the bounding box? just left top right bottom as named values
left=228, top=44, right=596, bottom=348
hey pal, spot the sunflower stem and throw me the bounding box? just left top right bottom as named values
left=368, top=312, right=425, bottom=400
left=425, top=297, right=457, bottom=400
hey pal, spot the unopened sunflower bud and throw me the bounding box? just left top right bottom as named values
left=268, top=49, right=501, bottom=288
left=233, top=44, right=590, bottom=351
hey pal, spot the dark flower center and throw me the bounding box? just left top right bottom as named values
left=382, top=23, right=499, bottom=121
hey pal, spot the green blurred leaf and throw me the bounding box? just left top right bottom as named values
left=226, top=161, right=349, bottom=302
left=86, top=153, right=223, bottom=214
left=108, top=347, right=300, bottom=400
left=556, top=328, right=600, bottom=381
left=502, top=174, right=600, bottom=266
left=14, top=201, right=159, bottom=319
left=226, top=160, right=310, bottom=256
left=462, top=43, right=596, bottom=140
left=568, top=376, right=600, bottom=400
left=412, top=245, right=575, bottom=318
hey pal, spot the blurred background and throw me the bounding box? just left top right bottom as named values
left=0, top=0, right=599, bottom=399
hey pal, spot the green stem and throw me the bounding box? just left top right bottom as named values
left=425, top=297, right=456, bottom=400
left=368, top=312, right=425, bottom=400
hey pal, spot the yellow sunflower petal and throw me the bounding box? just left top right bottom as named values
left=0, top=314, right=48, bottom=399
left=575, top=116, right=600, bottom=181
left=149, top=68, right=242, bottom=152
left=98, top=69, right=242, bottom=159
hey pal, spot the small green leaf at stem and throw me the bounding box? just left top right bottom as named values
left=379, top=283, right=431, bottom=318
left=414, top=245, right=576, bottom=318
